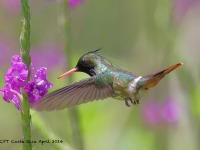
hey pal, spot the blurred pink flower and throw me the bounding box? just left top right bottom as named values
left=0, top=38, right=15, bottom=68
left=31, top=43, right=66, bottom=73
left=142, top=101, right=160, bottom=126
left=141, top=97, right=179, bottom=127
left=1, top=0, right=20, bottom=13
left=47, top=0, right=82, bottom=9
left=68, top=0, right=82, bottom=9
left=161, top=97, right=179, bottom=124
left=0, top=39, right=65, bottom=71
left=173, top=0, right=199, bottom=23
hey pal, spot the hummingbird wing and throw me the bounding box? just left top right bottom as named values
left=31, top=76, right=114, bottom=111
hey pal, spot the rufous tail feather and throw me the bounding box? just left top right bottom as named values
left=143, top=62, right=183, bottom=89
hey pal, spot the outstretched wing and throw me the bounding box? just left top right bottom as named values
left=31, top=75, right=114, bottom=111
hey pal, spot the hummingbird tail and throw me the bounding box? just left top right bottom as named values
left=143, top=62, right=183, bottom=89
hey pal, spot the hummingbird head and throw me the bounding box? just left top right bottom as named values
left=58, top=49, right=103, bottom=79
left=75, top=49, right=103, bottom=76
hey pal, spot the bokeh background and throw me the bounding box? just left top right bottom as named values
left=0, top=0, right=200, bottom=150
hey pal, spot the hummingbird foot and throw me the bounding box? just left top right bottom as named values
left=125, top=98, right=139, bottom=107
left=125, top=98, right=131, bottom=107
left=130, top=99, right=139, bottom=105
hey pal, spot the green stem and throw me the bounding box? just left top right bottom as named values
left=20, top=0, right=31, bottom=73
left=20, top=90, right=32, bottom=150
left=20, top=0, right=32, bottom=150
left=61, top=1, right=84, bottom=150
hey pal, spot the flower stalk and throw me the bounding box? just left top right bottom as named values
left=20, top=0, right=31, bottom=74
left=61, top=0, right=84, bottom=149
left=20, top=0, right=32, bottom=149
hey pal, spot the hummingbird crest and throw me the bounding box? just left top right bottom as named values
left=87, top=48, right=102, bottom=54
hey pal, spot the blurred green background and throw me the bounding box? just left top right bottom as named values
left=0, top=0, right=200, bottom=150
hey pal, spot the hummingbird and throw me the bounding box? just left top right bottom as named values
left=31, top=49, right=183, bottom=111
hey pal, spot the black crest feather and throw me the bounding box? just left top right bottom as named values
left=88, top=48, right=102, bottom=54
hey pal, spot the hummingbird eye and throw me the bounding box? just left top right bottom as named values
left=81, top=59, right=87, bottom=66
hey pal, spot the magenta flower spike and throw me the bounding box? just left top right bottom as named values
left=5, top=55, right=28, bottom=88
left=0, top=55, right=53, bottom=110
left=25, top=68, right=53, bottom=103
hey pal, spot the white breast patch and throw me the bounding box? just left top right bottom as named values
left=127, top=76, right=142, bottom=93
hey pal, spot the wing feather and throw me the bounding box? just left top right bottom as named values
left=90, top=85, right=97, bottom=100
left=83, top=86, right=92, bottom=103
left=31, top=75, right=114, bottom=111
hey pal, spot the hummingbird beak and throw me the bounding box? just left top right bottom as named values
left=57, top=67, right=79, bottom=79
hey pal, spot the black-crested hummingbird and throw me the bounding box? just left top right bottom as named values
left=31, top=49, right=183, bottom=111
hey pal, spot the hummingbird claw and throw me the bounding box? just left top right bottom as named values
left=136, top=100, right=140, bottom=104
left=130, top=99, right=134, bottom=104
left=125, top=98, right=140, bottom=107
left=125, top=98, right=131, bottom=107
left=130, top=99, right=140, bottom=105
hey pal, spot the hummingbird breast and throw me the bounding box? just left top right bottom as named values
left=95, top=62, right=148, bottom=101
left=112, top=73, right=147, bottom=101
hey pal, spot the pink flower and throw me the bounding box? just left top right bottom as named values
left=0, top=38, right=14, bottom=68
left=142, top=101, right=160, bottom=126
left=141, top=97, right=179, bottom=127
left=47, top=0, right=82, bottom=9
left=25, top=68, right=53, bottom=103
left=161, top=97, right=179, bottom=124
left=68, top=0, right=82, bottom=9
left=1, top=0, right=20, bottom=13
left=173, top=0, right=199, bottom=23
left=31, top=43, right=66, bottom=72
left=0, top=55, right=53, bottom=110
